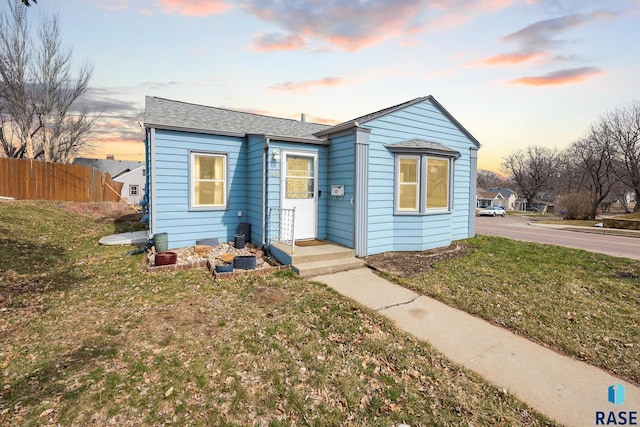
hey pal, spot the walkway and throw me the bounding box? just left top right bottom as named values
left=314, top=268, right=640, bottom=427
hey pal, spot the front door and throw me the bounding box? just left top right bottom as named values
left=282, top=152, right=317, bottom=240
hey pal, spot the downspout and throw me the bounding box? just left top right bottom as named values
left=261, top=137, right=270, bottom=247
left=469, top=147, right=479, bottom=238
left=140, top=128, right=150, bottom=224
left=149, top=128, right=157, bottom=236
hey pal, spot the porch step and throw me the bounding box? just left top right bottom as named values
left=269, top=241, right=365, bottom=277
left=293, top=257, right=365, bottom=278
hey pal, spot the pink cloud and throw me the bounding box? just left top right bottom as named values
left=252, top=33, right=307, bottom=52
left=158, top=0, right=231, bottom=16
left=243, top=0, right=426, bottom=51
left=510, top=67, right=603, bottom=86
left=474, top=51, right=547, bottom=66
left=306, top=116, right=340, bottom=125
left=474, top=9, right=617, bottom=77
left=268, top=77, right=346, bottom=94
left=502, top=11, right=616, bottom=52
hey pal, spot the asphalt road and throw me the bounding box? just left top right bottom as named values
left=475, top=215, right=640, bottom=260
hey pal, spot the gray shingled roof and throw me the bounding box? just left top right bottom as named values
left=350, top=97, right=429, bottom=124
left=73, top=158, right=144, bottom=178
left=144, top=96, right=331, bottom=141
left=477, top=189, right=504, bottom=200
left=488, top=188, right=516, bottom=198
left=385, top=139, right=461, bottom=158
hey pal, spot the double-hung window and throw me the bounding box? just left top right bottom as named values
left=190, top=152, right=227, bottom=209
left=389, top=140, right=458, bottom=215
left=398, top=156, right=420, bottom=211
left=425, top=157, right=449, bottom=210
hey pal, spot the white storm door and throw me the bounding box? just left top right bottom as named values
left=282, top=152, right=317, bottom=240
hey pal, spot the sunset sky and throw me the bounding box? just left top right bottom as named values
left=16, top=0, right=640, bottom=172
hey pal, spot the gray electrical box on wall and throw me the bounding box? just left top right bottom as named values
left=331, top=185, right=345, bottom=197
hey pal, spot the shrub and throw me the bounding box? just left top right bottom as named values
left=556, top=191, right=593, bottom=219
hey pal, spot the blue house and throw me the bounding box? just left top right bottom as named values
left=142, top=95, right=480, bottom=261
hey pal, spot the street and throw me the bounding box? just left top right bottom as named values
left=475, top=215, right=640, bottom=260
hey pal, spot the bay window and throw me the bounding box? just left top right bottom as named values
left=394, top=153, right=453, bottom=214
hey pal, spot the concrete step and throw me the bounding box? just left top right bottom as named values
left=293, top=257, right=366, bottom=277
left=269, top=241, right=356, bottom=266
left=290, top=246, right=355, bottom=265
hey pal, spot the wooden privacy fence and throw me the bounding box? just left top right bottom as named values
left=0, top=157, right=123, bottom=202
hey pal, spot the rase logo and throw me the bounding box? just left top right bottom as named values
left=610, top=383, right=626, bottom=407
left=596, top=382, right=637, bottom=425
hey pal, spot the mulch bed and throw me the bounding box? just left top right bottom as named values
left=363, top=243, right=468, bottom=277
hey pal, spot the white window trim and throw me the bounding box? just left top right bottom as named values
left=394, top=154, right=453, bottom=215
left=396, top=155, right=420, bottom=212
left=129, top=185, right=139, bottom=196
left=189, top=151, right=228, bottom=211
left=425, top=156, right=451, bottom=213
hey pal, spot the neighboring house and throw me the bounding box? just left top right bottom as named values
left=476, top=188, right=505, bottom=208
left=113, top=166, right=146, bottom=205
left=73, top=158, right=145, bottom=204
left=515, top=197, right=528, bottom=211
left=142, top=95, right=480, bottom=258
left=487, top=188, right=518, bottom=211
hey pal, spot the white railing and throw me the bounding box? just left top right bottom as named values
left=268, top=207, right=296, bottom=254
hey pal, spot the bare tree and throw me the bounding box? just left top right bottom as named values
left=502, top=146, right=561, bottom=207
left=476, top=169, right=512, bottom=189
left=0, top=0, right=96, bottom=163
left=561, top=131, right=616, bottom=219
left=598, top=102, right=640, bottom=211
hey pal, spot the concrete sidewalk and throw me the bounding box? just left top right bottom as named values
left=314, top=268, right=640, bottom=427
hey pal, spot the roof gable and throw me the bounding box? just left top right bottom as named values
left=73, top=158, right=144, bottom=178
left=144, top=96, right=330, bottom=142
left=488, top=188, right=517, bottom=198
left=316, top=95, right=481, bottom=148
left=477, top=188, right=504, bottom=200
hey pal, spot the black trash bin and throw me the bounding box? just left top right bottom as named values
left=238, top=223, right=251, bottom=243
left=234, top=234, right=245, bottom=249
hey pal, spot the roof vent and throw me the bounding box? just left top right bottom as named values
left=301, top=113, right=306, bottom=122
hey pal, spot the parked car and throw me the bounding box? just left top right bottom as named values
left=526, top=207, right=539, bottom=212
left=478, top=206, right=505, bottom=217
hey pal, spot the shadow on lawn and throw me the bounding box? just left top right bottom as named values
left=0, top=233, right=91, bottom=308
left=106, top=212, right=148, bottom=235
left=0, top=334, right=120, bottom=413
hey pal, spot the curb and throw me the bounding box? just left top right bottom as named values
left=527, top=221, right=640, bottom=238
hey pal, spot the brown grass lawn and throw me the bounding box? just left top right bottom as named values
left=368, top=237, right=640, bottom=386
left=0, top=201, right=555, bottom=426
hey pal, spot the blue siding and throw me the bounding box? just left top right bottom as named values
left=362, top=99, right=475, bottom=255
left=246, top=135, right=267, bottom=245
left=326, top=132, right=356, bottom=248
left=152, top=129, right=248, bottom=249
left=148, top=96, right=476, bottom=255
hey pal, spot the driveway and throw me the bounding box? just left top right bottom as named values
left=476, top=215, right=640, bottom=260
